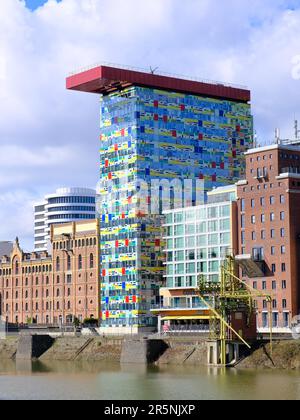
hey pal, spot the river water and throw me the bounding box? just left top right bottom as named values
left=0, top=360, right=299, bottom=400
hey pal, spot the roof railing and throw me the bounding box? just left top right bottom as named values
left=68, top=61, right=248, bottom=90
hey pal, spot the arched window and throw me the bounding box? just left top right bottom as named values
left=78, top=255, right=82, bottom=270
left=89, top=254, right=94, bottom=269
left=56, top=289, right=60, bottom=297
left=56, top=256, right=60, bottom=271
left=15, top=260, right=19, bottom=275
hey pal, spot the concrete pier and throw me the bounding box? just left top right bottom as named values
left=16, top=334, right=54, bottom=360
left=121, top=339, right=168, bottom=364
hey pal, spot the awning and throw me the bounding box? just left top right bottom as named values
left=162, top=316, right=210, bottom=321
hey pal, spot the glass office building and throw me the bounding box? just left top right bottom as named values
left=153, top=185, right=238, bottom=332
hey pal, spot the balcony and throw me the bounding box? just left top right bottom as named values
left=151, top=301, right=210, bottom=312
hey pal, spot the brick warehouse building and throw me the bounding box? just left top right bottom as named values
left=236, top=144, right=300, bottom=333
left=0, top=220, right=100, bottom=325
left=67, top=64, right=253, bottom=334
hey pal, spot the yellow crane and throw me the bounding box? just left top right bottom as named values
left=198, top=256, right=273, bottom=366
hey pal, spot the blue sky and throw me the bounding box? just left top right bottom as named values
left=1, top=0, right=300, bottom=249
left=25, top=0, right=61, bottom=11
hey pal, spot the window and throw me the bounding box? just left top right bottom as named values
left=282, top=263, right=286, bottom=272
left=280, top=195, right=285, bottom=204
left=241, top=215, right=246, bottom=228
left=67, top=255, right=71, bottom=271
left=282, top=299, right=287, bottom=309
left=251, top=215, right=256, bottom=224
left=282, top=280, right=287, bottom=289
left=272, top=264, right=276, bottom=273
left=281, top=246, right=286, bottom=255
left=253, top=247, right=264, bottom=261
left=241, top=199, right=245, bottom=212
left=271, top=229, right=275, bottom=239
left=90, top=254, right=94, bottom=269
left=280, top=212, right=285, bottom=221
left=252, top=232, right=256, bottom=240
left=185, top=250, right=195, bottom=261
left=174, top=212, right=183, bottom=223
left=262, top=281, right=267, bottom=290
left=56, top=257, right=60, bottom=271
left=174, top=225, right=184, bottom=236
left=186, top=236, right=195, bottom=248
left=271, top=246, right=275, bottom=256
left=253, top=281, right=257, bottom=289
left=15, top=260, right=19, bottom=275
left=283, top=312, right=289, bottom=328
left=175, top=238, right=184, bottom=248
left=272, top=300, right=277, bottom=309
left=220, top=233, right=230, bottom=244
left=273, top=312, right=279, bottom=328
left=78, top=255, right=82, bottom=270
left=281, top=228, right=285, bottom=238
left=270, top=196, right=275, bottom=205
left=260, top=197, right=265, bottom=206
left=261, top=214, right=265, bottom=223
left=241, top=232, right=246, bottom=245
left=261, top=230, right=266, bottom=240
left=270, top=213, right=275, bottom=222
left=251, top=199, right=255, bottom=208
left=272, top=281, right=277, bottom=290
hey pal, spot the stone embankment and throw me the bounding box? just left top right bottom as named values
left=0, top=337, right=18, bottom=359
left=157, top=338, right=207, bottom=366
left=39, top=336, right=123, bottom=362
left=1, top=335, right=300, bottom=369
left=238, top=340, right=300, bottom=370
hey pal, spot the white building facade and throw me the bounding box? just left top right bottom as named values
left=34, top=188, right=97, bottom=252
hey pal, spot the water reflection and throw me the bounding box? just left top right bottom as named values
left=0, top=360, right=299, bottom=400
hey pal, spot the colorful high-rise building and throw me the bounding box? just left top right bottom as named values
left=67, top=65, right=253, bottom=334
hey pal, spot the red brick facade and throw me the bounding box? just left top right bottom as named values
left=237, top=145, right=300, bottom=331
left=0, top=220, right=100, bottom=325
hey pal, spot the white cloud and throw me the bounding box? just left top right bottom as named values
left=1, top=0, right=300, bottom=247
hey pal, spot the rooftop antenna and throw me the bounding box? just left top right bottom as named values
left=275, top=128, right=281, bottom=145
left=253, top=130, right=258, bottom=148
left=295, top=119, right=300, bottom=140
left=150, top=66, right=159, bottom=75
